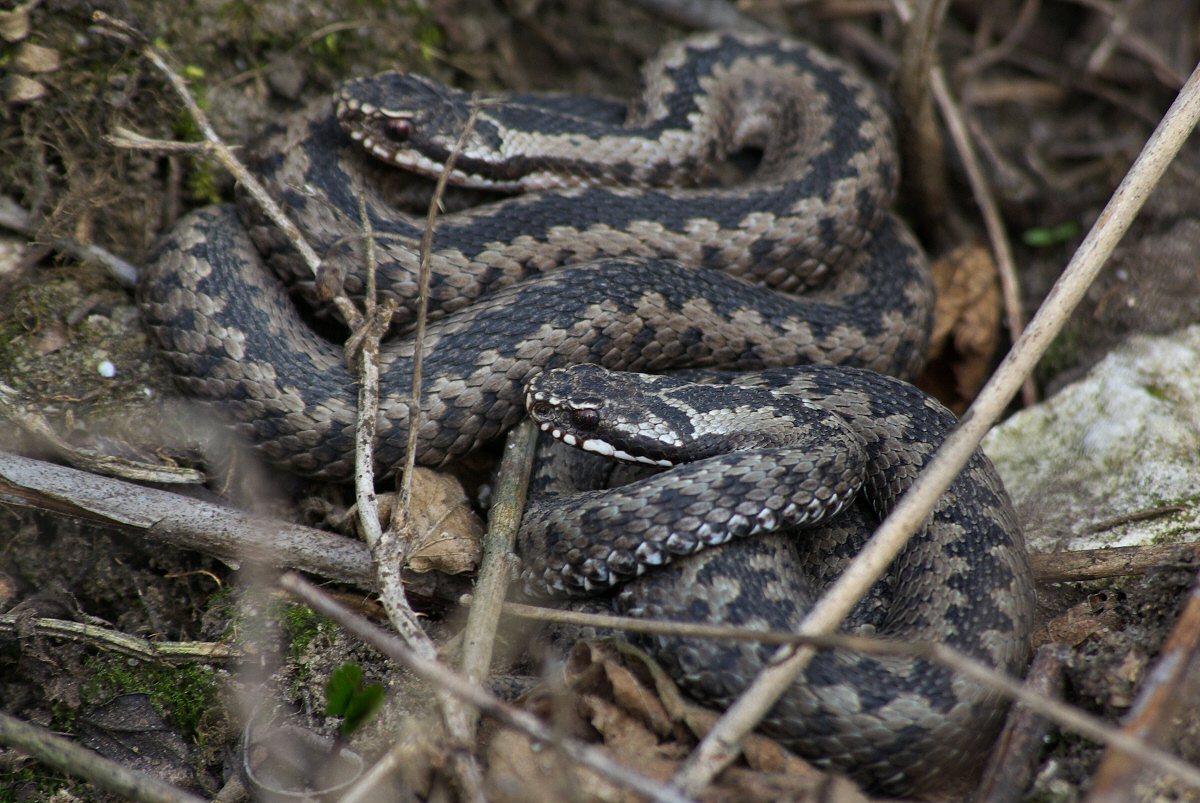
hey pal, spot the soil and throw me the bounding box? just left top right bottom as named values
left=2, top=0, right=1200, bottom=801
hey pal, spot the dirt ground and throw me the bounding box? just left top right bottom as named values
left=2, top=0, right=1200, bottom=801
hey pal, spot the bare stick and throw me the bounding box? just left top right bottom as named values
left=345, top=194, right=485, bottom=802
left=0, top=195, right=139, bottom=288
left=1029, top=542, right=1198, bottom=583
left=0, top=450, right=376, bottom=589
left=395, top=101, right=488, bottom=520
left=0, top=711, right=209, bottom=803
left=674, top=55, right=1200, bottom=796
left=0, top=615, right=231, bottom=663
left=92, top=12, right=361, bottom=328
left=0, top=382, right=204, bottom=484
left=895, top=0, right=952, bottom=232
left=929, top=68, right=1037, bottom=406
left=279, top=572, right=698, bottom=803
left=457, top=419, right=537, bottom=722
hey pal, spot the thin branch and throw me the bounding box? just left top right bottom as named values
left=1029, top=542, right=1199, bottom=583
left=0, top=450, right=377, bottom=588
left=0, top=615, right=232, bottom=663
left=895, top=0, right=953, bottom=236
left=0, top=381, right=205, bottom=485
left=279, top=572, right=698, bottom=803
left=0, top=195, right=139, bottom=288
left=674, top=53, right=1200, bottom=796
left=955, top=0, right=1041, bottom=80
left=929, top=68, right=1038, bottom=406
left=457, top=419, right=537, bottom=722
left=395, top=100, right=488, bottom=519
left=347, top=185, right=485, bottom=801
left=91, top=11, right=361, bottom=329
left=0, top=711, right=209, bottom=803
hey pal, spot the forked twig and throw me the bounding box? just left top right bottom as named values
left=674, top=54, right=1200, bottom=796
left=394, top=100, right=489, bottom=520
left=347, top=148, right=487, bottom=801
left=92, top=11, right=361, bottom=329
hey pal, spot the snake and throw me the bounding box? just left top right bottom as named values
left=519, top=364, right=1033, bottom=796
left=136, top=31, right=1034, bottom=794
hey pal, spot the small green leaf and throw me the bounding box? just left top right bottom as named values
left=1022, top=222, right=1080, bottom=248
left=324, top=663, right=363, bottom=717
left=340, top=683, right=384, bottom=737
left=182, top=64, right=205, bottom=80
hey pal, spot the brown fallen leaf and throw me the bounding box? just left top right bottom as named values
left=365, top=468, right=483, bottom=575
left=918, top=244, right=1002, bottom=412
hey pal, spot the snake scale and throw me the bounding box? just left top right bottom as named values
left=138, top=32, right=1034, bottom=794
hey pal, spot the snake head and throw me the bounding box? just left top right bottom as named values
left=527, top=364, right=858, bottom=469
left=526, top=365, right=682, bottom=467
left=335, top=72, right=511, bottom=188
left=524, top=365, right=743, bottom=468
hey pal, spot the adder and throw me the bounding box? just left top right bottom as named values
left=138, top=32, right=1034, bottom=795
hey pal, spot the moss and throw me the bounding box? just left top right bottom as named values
left=284, top=603, right=334, bottom=661
left=80, top=657, right=220, bottom=741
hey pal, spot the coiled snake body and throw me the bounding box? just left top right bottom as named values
left=138, top=32, right=1033, bottom=794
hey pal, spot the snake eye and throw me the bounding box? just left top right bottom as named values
left=572, top=408, right=600, bottom=431
left=384, top=118, right=413, bottom=142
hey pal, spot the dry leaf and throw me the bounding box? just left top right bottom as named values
left=919, top=244, right=1002, bottom=410
left=366, top=468, right=482, bottom=574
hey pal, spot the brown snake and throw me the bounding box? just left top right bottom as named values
left=137, top=32, right=1033, bottom=794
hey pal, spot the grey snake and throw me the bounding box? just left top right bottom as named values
left=137, top=32, right=1034, bottom=795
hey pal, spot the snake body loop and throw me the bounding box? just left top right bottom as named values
left=136, top=32, right=1033, bottom=793
left=140, top=32, right=933, bottom=479
left=519, top=365, right=1033, bottom=796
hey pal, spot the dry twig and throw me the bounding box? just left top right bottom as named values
left=928, top=68, right=1038, bottom=407
left=492, top=602, right=1200, bottom=790
left=0, top=195, right=138, bottom=288
left=0, top=381, right=205, bottom=484
left=346, top=119, right=488, bottom=801
left=457, top=418, right=537, bottom=717
left=0, top=450, right=376, bottom=588
left=0, top=711, right=208, bottom=803
left=0, top=615, right=231, bottom=663
left=92, top=11, right=361, bottom=328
